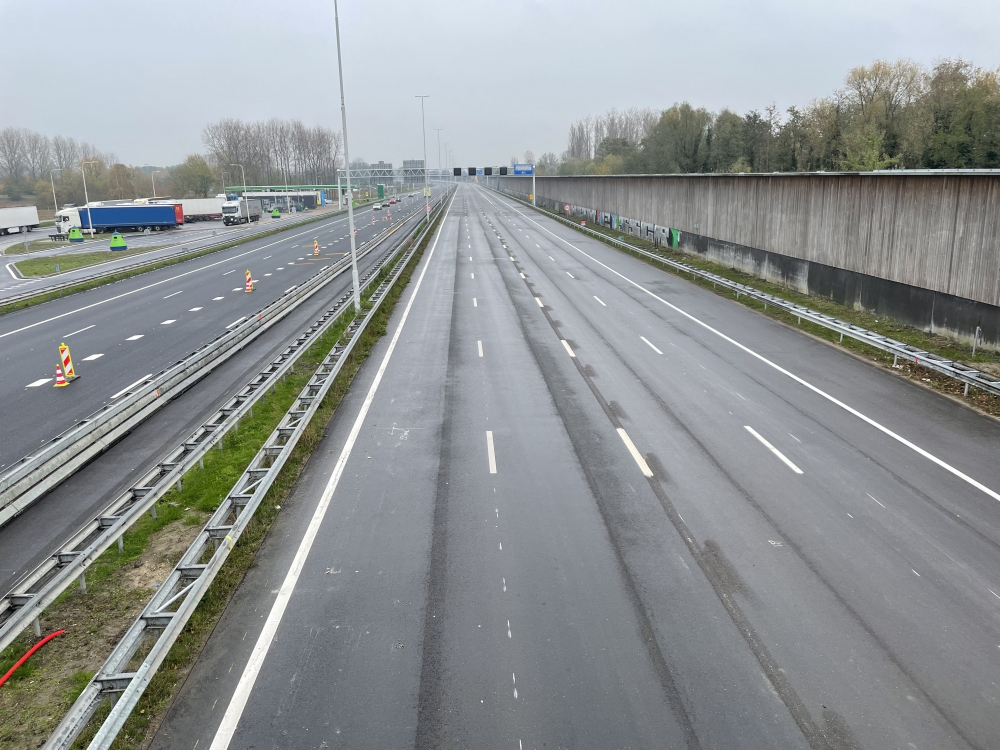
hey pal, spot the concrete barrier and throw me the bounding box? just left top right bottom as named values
left=497, top=172, right=1000, bottom=350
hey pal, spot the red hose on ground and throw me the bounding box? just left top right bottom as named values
left=0, top=629, right=66, bottom=688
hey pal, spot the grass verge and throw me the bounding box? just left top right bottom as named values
left=526, top=201, right=1000, bottom=419
left=13, top=248, right=171, bottom=277
left=3, top=239, right=71, bottom=255
left=0, top=203, right=371, bottom=318
left=0, top=208, right=443, bottom=750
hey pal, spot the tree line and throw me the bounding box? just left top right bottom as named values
left=537, top=58, right=1000, bottom=176
left=0, top=117, right=344, bottom=210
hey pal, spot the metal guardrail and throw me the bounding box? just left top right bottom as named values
left=43, top=192, right=452, bottom=750
left=0, top=199, right=433, bottom=531
left=0, top=199, right=384, bottom=308
left=487, top=186, right=1000, bottom=399
left=0, top=195, right=446, bottom=657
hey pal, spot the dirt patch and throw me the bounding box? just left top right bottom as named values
left=0, top=517, right=204, bottom=749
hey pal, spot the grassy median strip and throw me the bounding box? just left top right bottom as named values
left=3, top=238, right=72, bottom=254
left=0, top=210, right=442, bottom=750
left=12, top=248, right=172, bottom=277
left=531, top=203, right=1000, bottom=419
left=0, top=204, right=370, bottom=317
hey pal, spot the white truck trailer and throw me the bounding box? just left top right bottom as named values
left=178, top=197, right=225, bottom=222
left=0, top=206, right=41, bottom=235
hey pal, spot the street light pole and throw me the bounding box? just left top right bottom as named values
left=334, top=0, right=361, bottom=313
left=151, top=170, right=162, bottom=199
left=435, top=128, right=443, bottom=181
left=416, top=95, right=429, bottom=222
left=49, top=168, right=61, bottom=218
left=230, top=164, right=248, bottom=223
left=81, top=161, right=97, bottom=237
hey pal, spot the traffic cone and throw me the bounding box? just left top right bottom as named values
left=59, top=342, right=78, bottom=381
left=244, top=269, right=254, bottom=293
left=54, top=363, right=68, bottom=387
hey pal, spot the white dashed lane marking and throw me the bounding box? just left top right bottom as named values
left=745, top=426, right=803, bottom=474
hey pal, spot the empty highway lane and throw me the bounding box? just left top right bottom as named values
left=151, top=185, right=1000, bottom=750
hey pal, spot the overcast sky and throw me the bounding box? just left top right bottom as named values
left=3, top=0, right=999, bottom=169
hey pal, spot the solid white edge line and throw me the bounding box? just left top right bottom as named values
left=226, top=317, right=246, bottom=329
left=640, top=335, right=663, bottom=354
left=745, top=425, right=804, bottom=474
left=209, top=189, right=456, bottom=750
left=110, top=373, right=153, bottom=400
left=617, top=428, right=654, bottom=477
left=480, top=187, right=1000, bottom=505
left=561, top=339, right=576, bottom=358
left=486, top=430, right=498, bottom=474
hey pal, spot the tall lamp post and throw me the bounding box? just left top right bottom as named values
left=415, top=95, right=430, bottom=221
left=334, top=0, right=361, bottom=313
left=81, top=161, right=97, bottom=237
left=151, top=170, right=163, bottom=199
left=49, top=168, right=61, bottom=218
left=435, top=128, right=443, bottom=183
left=230, top=164, right=248, bottom=222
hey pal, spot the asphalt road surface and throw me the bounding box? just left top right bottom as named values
left=136, top=182, right=1000, bottom=750
left=0, top=190, right=442, bottom=596
left=0, top=202, right=384, bottom=300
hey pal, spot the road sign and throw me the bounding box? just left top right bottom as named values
left=484, top=167, right=493, bottom=176
left=476, top=168, right=484, bottom=176
left=453, top=167, right=462, bottom=177
left=513, top=164, right=534, bottom=175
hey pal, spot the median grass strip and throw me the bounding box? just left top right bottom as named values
left=528, top=202, right=1000, bottom=419
left=0, top=202, right=376, bottom=318
left=3, top=238, right=72, bottom=254
left=13, top=248, right=171, bottom=277
left=0, top=209, right=442, bottom=750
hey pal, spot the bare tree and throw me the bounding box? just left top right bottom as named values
left=52, top=136, right=81, bottom=172
left=24, top=131, right=52, bottom=180
left=0, top=127, right=28, bottom=184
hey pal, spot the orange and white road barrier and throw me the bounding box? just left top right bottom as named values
left=371, top=216, right=375, bottom=226
left=313, top=239, right=320, bottom=256
left=59, top=342, right=78, bottom=380
left=244, top=269, right=254, bottom=293
left=54, top=363, right=68, bottom=387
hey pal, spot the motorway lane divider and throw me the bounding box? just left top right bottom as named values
left=0, top=198, right=387, bottom=312
left=43, top=192, right=452, bottom=750
left=0, top=196, right=439, bottom=533
left=0, top=193, right=451, bottom=658
left=486, top=186, right=1000, bottom=400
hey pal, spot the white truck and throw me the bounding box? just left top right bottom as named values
left=0, top=206, right=41, bottom=236
left=178, top=197, right=225, bottom=222
left=222, top=197, right=262, bottom=226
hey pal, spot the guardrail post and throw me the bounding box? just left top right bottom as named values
left=893, top=354, right=898, bottom=367
left=33, top=617, right=40, bottom=638
left=118, top=537, right=124, bottom=555
left=199, top=457, right=205, bottom=470
left=150, top=503, right=157, bottom=521
left=973, top=326, right=981, bottom=356
left=175, top=479, right=182, bottom=493
left=79, top=573, right=87, bottom=594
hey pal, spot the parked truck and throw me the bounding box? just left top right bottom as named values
left=222, top=197, right=262, bottom=226
left=54, top=203, right=183, bottom=235
left=177, top=197, right=225, bottom=222
left=0, top=206, right=41, bottom=235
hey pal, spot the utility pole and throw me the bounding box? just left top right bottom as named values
left=416, top=95, right=430, bottom=223
left=81, top=161, right=97, bottom=237
left=435, top=128, right=443, bottom=180
left=334, top=0, right=361, bottom=313
left=49, top=168, right=61, bottom=218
